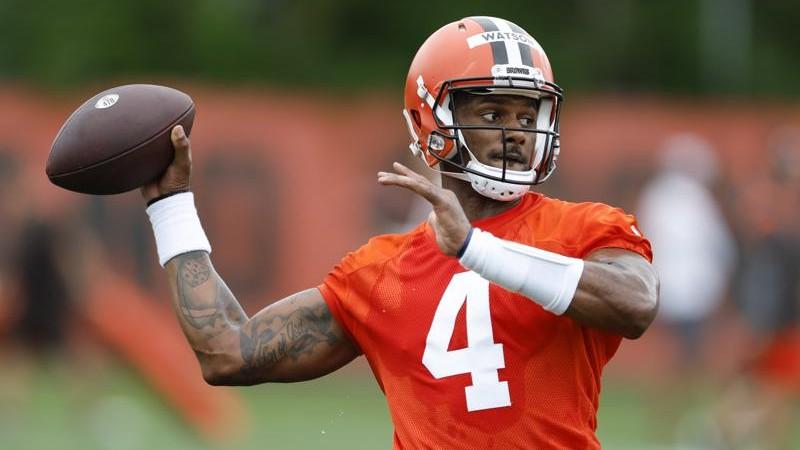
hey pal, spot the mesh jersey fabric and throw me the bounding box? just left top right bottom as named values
left=319, top=192, right=652, bottom=449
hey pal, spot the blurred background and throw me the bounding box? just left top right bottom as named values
left=2, top=1, right=800, bottom=448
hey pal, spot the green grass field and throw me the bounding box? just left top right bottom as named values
left=1, top=356, right=798, bottom=449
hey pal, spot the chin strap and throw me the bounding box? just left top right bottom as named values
left=463, top=159, right=533, bottom=201
left=443, top=166, right=531, bottom=202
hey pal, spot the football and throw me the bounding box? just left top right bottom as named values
left=46, top=84, right=195, bottom=195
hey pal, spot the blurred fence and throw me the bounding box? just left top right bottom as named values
left=1, top=82, right=799, bottom=364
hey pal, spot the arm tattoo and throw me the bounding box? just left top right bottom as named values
left=173, top=252, right=344, bottom=380
left=181, top=257, right=210, bottom=287
left=239, top=302, right=341, bottom=373
left=175, top=252, right=247, bottom=332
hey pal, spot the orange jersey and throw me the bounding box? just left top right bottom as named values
left=319, top=192, right=652, bottom=449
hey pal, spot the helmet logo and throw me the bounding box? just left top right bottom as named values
left=428, top=134, right=445, bottom=151
left=491, top=65, right=545, bottom=82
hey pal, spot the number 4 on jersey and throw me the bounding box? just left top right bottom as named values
left=422, top=271, right=511, bottom=412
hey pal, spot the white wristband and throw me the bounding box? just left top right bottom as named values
left=459, top=228, right=584, bottom=315
left=146, top=192, right=212, bottom=267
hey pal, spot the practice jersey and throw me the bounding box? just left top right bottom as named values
left=319, top=192, right=652, bottom=449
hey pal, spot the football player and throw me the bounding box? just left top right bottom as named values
left=142, top=16, right=659, bottom=448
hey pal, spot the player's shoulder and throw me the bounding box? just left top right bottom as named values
left=535, top=194, right=637, bottom=226
left=335, top=224, right=426, bottom=275
left=523, top=193, right=649, bottom=259
left=535, top=193, right=621, bottom=214
left=541, top=196, right=631, bottom=220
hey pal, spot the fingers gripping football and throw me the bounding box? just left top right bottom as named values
left=377, top=162, right=471, bottom=256
left=141, top=125, right=193, bottom=203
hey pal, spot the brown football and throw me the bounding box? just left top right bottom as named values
left=46, top=84, right=195, bottom=195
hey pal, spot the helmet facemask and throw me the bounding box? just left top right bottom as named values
left=418, top=75, right=562, bottom=201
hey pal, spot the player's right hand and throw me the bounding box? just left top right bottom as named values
left=141, top=125, right=193, bottom=204
left=377, top=162, right=471, bottom=257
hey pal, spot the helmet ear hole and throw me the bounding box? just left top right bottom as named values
left=410, top=109, right=422, bottom=128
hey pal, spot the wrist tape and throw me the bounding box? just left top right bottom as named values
left=146, top=192, right=211, bottom=267
left=459, top=227, right=584, bottom=315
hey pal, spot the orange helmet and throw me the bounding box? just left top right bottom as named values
left=403, top=16, right=563, bottom=196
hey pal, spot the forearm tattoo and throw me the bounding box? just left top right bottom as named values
left=175, top=252, right=247, bottom=332
left=174, top=251, right=341, bottom=376
left=240, top=301, right=340, bottom=372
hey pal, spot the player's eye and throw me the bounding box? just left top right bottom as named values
left=480, top=112, right=498, bottom=122
left=519, top=116, right=535, bottom=127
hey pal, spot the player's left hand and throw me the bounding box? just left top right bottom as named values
left=378, top=162, right=471, bottom=257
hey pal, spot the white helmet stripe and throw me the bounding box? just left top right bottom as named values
left=506, top=21, right=534, bottom=67
left=489, top=17, right=523, bottom=67
left=469, top=16, right=509, bottom=64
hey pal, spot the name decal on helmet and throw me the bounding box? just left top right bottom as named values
left=467, top=32, right=536, bottom=49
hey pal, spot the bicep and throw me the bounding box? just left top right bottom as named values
left=566, top=248, right=659, bottom=338
left=584, top=248, right=659, bottom=296
left=234, top=288, right=359, bottom=384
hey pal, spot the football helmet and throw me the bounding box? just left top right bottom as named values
left=403, top=16, right=563, bottom=201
